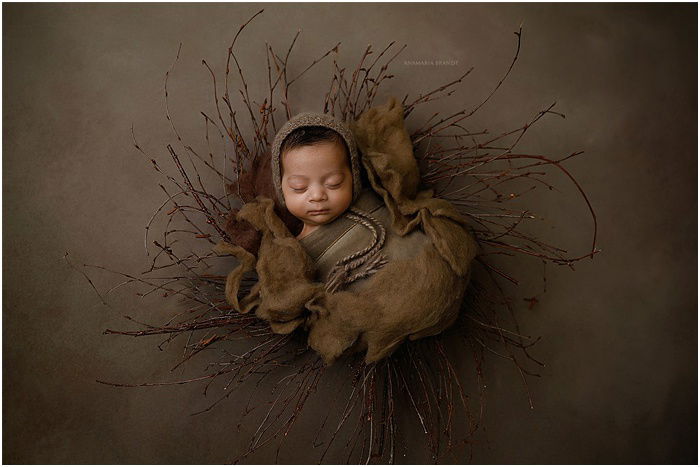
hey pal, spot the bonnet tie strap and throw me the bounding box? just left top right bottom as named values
left=325, top=208, right=388, bottom=293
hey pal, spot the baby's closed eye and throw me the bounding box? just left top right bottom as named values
left=288, top=180, right=308, bottom=191
left=324, top=175, right=345, bottom=187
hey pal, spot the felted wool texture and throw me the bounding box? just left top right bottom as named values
left=218, top=97, right=479, bottom=364
left=350, top=96, right=479, bottom=276
left=306, top=241, right=470, bottom=364
left=216, top=197, right=324, bottom=334
left=270, top=112, right=362, bottom=207
left=213, top=241, right=259, bottom=314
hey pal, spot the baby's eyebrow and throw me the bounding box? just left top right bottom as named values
left=286, top=175, right=309, bottom=181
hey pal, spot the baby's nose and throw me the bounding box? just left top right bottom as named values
left=308, top=186, right=327, bottom=201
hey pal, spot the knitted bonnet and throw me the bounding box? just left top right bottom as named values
left=271, top=112, right=362, bottom=207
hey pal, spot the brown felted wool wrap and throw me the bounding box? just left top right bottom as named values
left=218, top=97, right=479, bottom=365
left=349, top=96, right=477, bottom=276
left=215, top=197, right=324, bottom=334
left=270, top=112, right=362, bottom=207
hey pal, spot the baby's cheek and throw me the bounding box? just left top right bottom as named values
left=284, top=194, right=304, bottom=217
left=290, top=199, right=305, bottom=213
left=334, top=196, right=350, bottom=211
left=334, top=187, right=353, bottom=211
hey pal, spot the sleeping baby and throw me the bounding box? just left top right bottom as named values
left=218, top=97, right=478, bottom=364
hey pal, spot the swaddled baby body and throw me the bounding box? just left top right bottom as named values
left=273, top=113, right=429, bottom=292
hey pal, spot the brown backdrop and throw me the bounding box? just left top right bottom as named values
left=3, top=3, right=697, bottom=464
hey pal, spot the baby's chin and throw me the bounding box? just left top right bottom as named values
left=297, top=211, right=343, bottom=239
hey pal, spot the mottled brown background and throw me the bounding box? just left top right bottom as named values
left=3, top=3, right=697, bottom=464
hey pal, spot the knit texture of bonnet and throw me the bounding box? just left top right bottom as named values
left=270, top=112, right=362, bottom=207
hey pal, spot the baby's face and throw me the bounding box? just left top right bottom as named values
left=281, top=140, right=353, bottom=238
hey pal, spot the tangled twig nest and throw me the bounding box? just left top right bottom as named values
left=76, top=9, right=598, bottom=463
